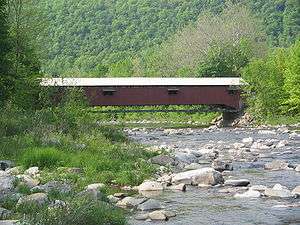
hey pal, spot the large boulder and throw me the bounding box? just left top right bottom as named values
left=171, top=168, right=224, bottom=186
left=264, top=160, right=291, bottom=170
left=17, top=193, right=48, bottom=207
left=264, top=184, right=293, bottom=198
left=138, top=181, right=164, bottom=192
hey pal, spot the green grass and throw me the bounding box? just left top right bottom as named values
left=23, top=198, right=127, bottom=225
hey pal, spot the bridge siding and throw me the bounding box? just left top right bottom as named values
left=82, top=85, right=241, bottom=109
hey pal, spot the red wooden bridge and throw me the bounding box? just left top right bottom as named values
left=41, top=77, right=244, bottom=113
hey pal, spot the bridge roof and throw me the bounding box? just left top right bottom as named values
left=40, top=77, right=244, bottom=87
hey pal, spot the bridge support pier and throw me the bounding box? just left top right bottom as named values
left=222, top=111, right=240, bottom=127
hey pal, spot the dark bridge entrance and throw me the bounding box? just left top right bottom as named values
left=41, top=77, right=244, bottom=124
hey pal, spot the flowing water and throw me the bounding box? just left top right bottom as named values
left=128, top=127, right=300, bottom=225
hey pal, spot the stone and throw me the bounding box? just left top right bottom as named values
left=24, top=167, right=39, bottom=177
left=249, top=185, right=267, bottom=192
left=150, top=155, right=175, bottom=166
left=211, top=160, right=233, bottom=172
left=233, top=143, right=245, bottom=149
left=113, top=193, right=127, bottom=198
left=17, top=193, right=48, bottom=206
left=148, top=210, right=167, bottom=221
left=162, top=210, right=176, bottom=218
left=234, top=190, right=261, bottom=198
left=292, top=185, right=300, bottom=196
left=6, top=167, right=22, bottom=175
left=0, top=207, right=12, bottom=219
left=224, top=179, right=250, bottom=187
left=16, top=175, right=39, bottom=188
left=135, top=213, right=149, bottom=220
left=0, top=221, right=19, bottom=225
left=166, top=183, right=186, bottom=191
left=174, top=152, right=198, bottom=164
left=264, top=184, right=293, bottom=198
left=137, top=199, right=162, bottom=211
left=157, top=174, right=172, bottom=183
left=172, top=168, right=224, bottom=186
left=32, top=181, right=71, bottom=194
left=116, top=197, right=147, bottom=208
left=258, top=130, right=276, bottom=135
left=242, top=137, right=254, bottom=146
left=264, top=160, right=290, bottom=170
left=0, top=161, right=14, bottom=171
left=0, top=174, right=16, bottom=192
left=77, top=189, right=103, bottom=201
left=138, top=181, right=164, bottom=192
left=86, top=183, right=105, bottom=191
left=251, top=142, right=270, bottom=150
left=107, top=195, right=119, bottom=203
left=295, top=165, right=300, bottom=172
left=276, top=140, right=288, bottom=148
left=184, top=163, right=203, bottom=170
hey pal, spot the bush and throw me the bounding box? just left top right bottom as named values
left=21, top=147, right=68, bottom=169
left=23, top=198, right=127, bottom=225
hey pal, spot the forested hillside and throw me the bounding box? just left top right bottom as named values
left=37, top=0, right=299, bottom=76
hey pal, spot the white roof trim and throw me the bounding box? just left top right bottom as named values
left=40, top=77, right=245, bottom=87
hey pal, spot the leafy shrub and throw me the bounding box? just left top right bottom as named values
left=21, top=147, right=68, bottom=169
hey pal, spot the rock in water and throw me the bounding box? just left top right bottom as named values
left=224, top=179, right=250, bottom=187
left=264, top=160, right=290, bottom=170
left=116, top=197, right=147, bottom=208
left=211, top=160, right=233, bottom=172
left=138, top=181, right=164, bottom=192
left=172, top=168, right=224, bottom=186
left=137, top=199, right=163, bottom=211
left=264, top=184, right=293, bottom=198
left=148, top=210, right=168, bottom=221
left=292, top=185, right=300, bottom=196
left=234, top=190, right=261, bottom=198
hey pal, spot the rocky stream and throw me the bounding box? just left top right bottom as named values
left=126, top=125, right=300, bottom=225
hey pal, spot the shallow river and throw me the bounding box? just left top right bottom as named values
left=128, top=127, right=300, bottom=225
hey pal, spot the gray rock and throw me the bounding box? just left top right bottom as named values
left=292, top=185, right=300, bottom=196
left=137, top=199, right=162, bottom=211
left=211, top=160, right=233, bottom=172
left=249, top=185, right=267, bottom=192
left=0, top=174, right=16, bottom=193
left=107, top=195, right=120, bottom=203
left=295, top=165, right=300, bottom=172
left=116, top=197, right=147, bottom=208
left=24, top=167, right=39, bottom=177
left=138, top=181, right=164, bottom=192
left=224, top=179, right=250, bottom=187
left=174, top=152, right=198, bottom=164
left=172, top=168, right=224, bottom=186
left=166, top=183, right=186, bottom=191
left=184, top=163, right=203, bottom=170
left=16, top=175, right=39, bottom=188
left=148, top=210, right=167, bottom=221
left=0, top=207, right=12, bottom=219
left=17, top=193, right=48, bottom=206
left=135, top=213, right=149, bottom=220
left=86, top=183, right=105, bottom=191
left=264, top=160, right=290, bottom=170
left=0, top=161, right=14, bottom=171
left=77, top=189, right=103, bottom=201
left=264, top=184, right=293, bottom=198
left=32, top=181, right=71, bottom=194
left=150, top=155, right=175, bottom=166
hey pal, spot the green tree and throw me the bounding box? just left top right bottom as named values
left=0, top=0, right=12, bottom=103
